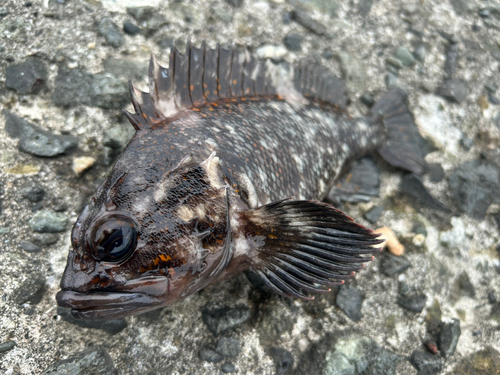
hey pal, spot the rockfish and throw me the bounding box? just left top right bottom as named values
left=56, top=41, right=425, bottom=319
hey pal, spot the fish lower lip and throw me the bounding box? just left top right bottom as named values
left=56, top=290, right=164, bottom=320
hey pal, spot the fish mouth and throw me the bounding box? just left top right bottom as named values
left=56, top=290, right=165, bottom=320
left=56, top=276, right=169, bottom=320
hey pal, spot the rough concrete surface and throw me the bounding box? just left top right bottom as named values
left=1, top=0, right=500, bottom=374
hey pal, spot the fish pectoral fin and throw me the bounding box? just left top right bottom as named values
left=242, top=199, right=383, bottom=300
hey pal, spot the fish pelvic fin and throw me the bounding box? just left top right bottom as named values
left=240, top=200, right=383, bottom=300
left=370, top=87, right=426, bottom=175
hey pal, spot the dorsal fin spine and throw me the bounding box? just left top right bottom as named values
left=186, top=39, right=194, bottom=107
left=215, top=43, right=221, bottom=98
left=128, top=79, right=141, bottom=114
left=200, top=41, right=207, bottom=101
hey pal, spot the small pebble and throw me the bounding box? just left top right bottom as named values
left=387, top=57, right=403, bottom=69
left=199, top=347, right=224, bottom=363
left=20, top=182, right=45, bottom=202
left=488, top=93, right=500, bottom=105
left=20, top=240, right=42, bottom=253
left=421, top=81, right=434, bottom=92
left=290, top=10, right=327, bottom=35
left=98, top=17, right=124, bottom=48
left=360, top=93, right=375, bottom=107
left=412, top=234, right=426, bottom=247
left=398, top=279, right=411, bottom=297
left=425, top=299, right=442, bottom=333
left=336, top=285, right=363, bottom=321
left=0, top=227, right=11, bottom=234
left=29, top=210, right=68, bottom=233
left=0, top=341, right=16, bottom=353
left=4, top=110, right=79, bottom=157
left=73, top=156, right=96, bottom=176
left=33, top=233, right=59, bottom=246
left=44, top=347, right=116, bottom=373
left=460, top=135, right=473, bottom=150
left=201, top=304, right=251, bottom=335
left=359, top=0, right=373, bottom=16
left=123, top=21, right=141, bottom=36
left=488, top=291, right=497, bottom=304
left=385, top=72, right=398, bottom=88
left=427, top=163, right=445, bottom=183
left=437, top=78, right=468, bottom=104
left=398, top=293, right=427, bottom=313
left=380, top=253, right=411, bottom=276
left=410, top=350, right=442, bottom=374
left=394, top=46, right=416, bottom=67
left=5, top=57, right=47, bottom=95
left=444, top=42, right=459, bottom=78
left=485, top=83, right=498, bottom=93
left=283, top=33, right=303, bottom=52
left=12, top=271, right=46, bottom=305
left=226, top=0, right=243, bottom=8
left=413, top=43, right=427, bottom=63
left=439, top=319, right=461, bottom=358
left=221, top=362, right=236, bottom=373
left=374, top=227, right=405, bottom=256
left=363, top=205, right=383, bottom=223
left=478, top=8, right=490, bottom=17
left=448, top=160, right=500, bottom=220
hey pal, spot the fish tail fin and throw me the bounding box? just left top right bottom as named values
left=240, top=200, right=383, bottom=300
left=370, top=87, right=426, bottom=175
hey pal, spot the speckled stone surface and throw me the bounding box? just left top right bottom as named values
left=1, top=0, right=500, bottom=374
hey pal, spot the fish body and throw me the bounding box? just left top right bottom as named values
left=57, top=42, right=425, bottom=319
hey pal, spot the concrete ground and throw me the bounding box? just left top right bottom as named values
left=1, top=0, right=500, bottom=374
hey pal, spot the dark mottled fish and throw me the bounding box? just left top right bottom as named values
left=56, top=41, right=425, bottom=319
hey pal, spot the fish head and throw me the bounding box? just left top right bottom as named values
left=57, top=145, right=231, bottom=320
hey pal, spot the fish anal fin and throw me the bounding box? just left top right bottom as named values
left=240, top=200, right=382, bottom=300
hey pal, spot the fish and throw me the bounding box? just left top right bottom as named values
left=56, top=41, right=425, bottom=320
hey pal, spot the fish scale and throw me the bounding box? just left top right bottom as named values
left=56, top=41, right=425, bottom=319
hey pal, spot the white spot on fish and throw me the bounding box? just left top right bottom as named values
left=200, top=152, right=224, bottom=188
left=133, top=195, right=152, bottom=220
left=176, top=205, right=196, bottom=222
left=238, top=172, right=259, bottom=208
left=195, top=204, right=206, bottom=220
left=205, top=138, right=218, bottom=150
left=357, top=120, right=369, bottom=131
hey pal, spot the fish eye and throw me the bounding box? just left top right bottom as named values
left=91, top=216, right=138, bottom=262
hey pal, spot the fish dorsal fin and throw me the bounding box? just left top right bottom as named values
left=125, top=41, right=348, bottom=130
left=294, top=61, right=348, bottom=110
